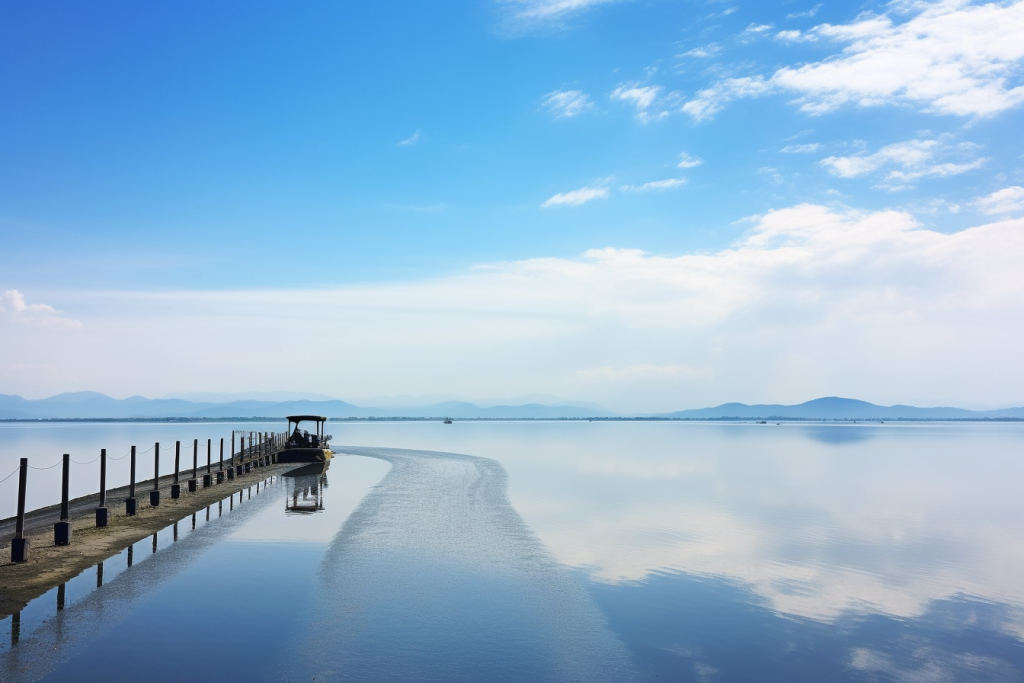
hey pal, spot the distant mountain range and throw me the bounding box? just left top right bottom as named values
left=0, top=391, right=612, bottom=420
left=663, top=397, right=1024, bottom=420
left=0, top=393, right=1020, bottom=421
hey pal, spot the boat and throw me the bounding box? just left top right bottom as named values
left=443, top=417, right=453, bottom=424
left=278, top=415, right=334, bottom=464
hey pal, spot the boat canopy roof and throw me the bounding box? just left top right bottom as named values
left=286, top=415, right=328, bottom=424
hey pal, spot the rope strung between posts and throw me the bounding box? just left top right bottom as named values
left=28, top=458, right=63, bottom=470
left=108, top=448, right=133, bottom=461
left=70, top=453, right=102, bottom=465
left=0, top=465, right=19, bottom=484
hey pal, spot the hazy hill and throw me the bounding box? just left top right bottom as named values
left=1, top=393, right=1021, bottom=420
left=663, top=397, right=1024, bottom=420
left=0, top=392, right=612, bottom=420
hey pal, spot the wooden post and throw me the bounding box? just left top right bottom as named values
left=188, top=437, right=198, bottom=492
left=126, top=446, right=137, bottom=515
left=54, top=454, right=72, bottom=545
left=216, top=437, right=224, bottom=483
left=150, top=442, right=161, bottom=506
left=11, top=458, right=29, bottom=562
left=96, top=448, right=109, bottom=527
left=171, top=440, right=181, bottom=499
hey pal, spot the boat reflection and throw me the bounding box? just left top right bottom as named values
left=283, top=462, right=329, bottom=515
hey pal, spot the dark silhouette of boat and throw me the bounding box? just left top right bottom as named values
left=279, top=415, right=333, bottom=463
left=443, top=418, right=453, bottom=424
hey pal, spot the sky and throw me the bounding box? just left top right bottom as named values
left=1, top=0, right=1023, bottom=412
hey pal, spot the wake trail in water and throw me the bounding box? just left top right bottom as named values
left=295, top=446, right=638, bottom=683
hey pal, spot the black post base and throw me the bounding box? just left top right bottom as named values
left=150, top=489, right=161, bottom=506
left=187, top=478, right=198, bottom=493
left=227, top=469, right=235, bottom=480
left=203, top=474, right=212, bottom=488
left=11, top=537, right=29, bottom=563
left=171, top=483, right=181, bottom=499
left=126, top=497, right=137, bottom=515
left=95, top=506, right=109, bottom=528
left=217, top=471, right=225, bottom=483
left=54, top=521, right=72, bottom=546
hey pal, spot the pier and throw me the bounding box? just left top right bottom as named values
left=0, top=430, right=290, bottom=619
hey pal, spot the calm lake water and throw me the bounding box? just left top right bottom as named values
left=1, top=420, right=1023, bottom=682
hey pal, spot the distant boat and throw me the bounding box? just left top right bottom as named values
left=758, top=420, right=767, bottom=424
left=443, top=418, right=453, bottom=424
left=278, top=415, right=333, bottom=463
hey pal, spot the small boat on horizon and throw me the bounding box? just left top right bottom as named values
left=443, top=418, right=453, bottom=424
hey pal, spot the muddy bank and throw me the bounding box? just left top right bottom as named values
left=0, top=463, right=295, bottom=619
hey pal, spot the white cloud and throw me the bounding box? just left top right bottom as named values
left=610, top=83, right=670, bottom=121
left=776, top=29, right=817, bottom=43
left=541, top=184, right=610, bottom=206
left=975, top=186, right=1024, bottom=215
left=787, top=4, right=821, bottom=19
left=820, top=138, right=986, bottom=189
left=683, top=0, right=1024, bottom=120
left=677, top=152, right=704, bottom=168
left=397, top=129, right=420, bottom=146
left=681, top=76, right=771, bottom=121
left=611, top=83, right=660, bottom=110
left=621, top=178, right=687, bottom=192
left=501, top=0, right=621, bottom=28
left=6, top=204, right=1024, bottom=410
left=0, top=290, right=81, bottom=330
left=780, top=143, right=821, bottom=153
left=743, top=23, right=775, bottom=35
left=541, top=89, right=593, bottom=118
left=680, top=44, right=720, bottom=58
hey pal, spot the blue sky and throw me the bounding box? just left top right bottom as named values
left=2, top=0, right=1024, bottom=410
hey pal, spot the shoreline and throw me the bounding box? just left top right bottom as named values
left=2, top=417, right=1022, bottom=423
left=0, top=463, right=294, bottom=620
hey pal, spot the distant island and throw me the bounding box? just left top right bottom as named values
left=0, top=392, right=1022, bottom=421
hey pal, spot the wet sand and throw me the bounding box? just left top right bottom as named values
left=0, top=463, right=292, bottom=619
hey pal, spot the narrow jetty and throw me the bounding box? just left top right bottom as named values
left=0, top=430, right=292, bottom=619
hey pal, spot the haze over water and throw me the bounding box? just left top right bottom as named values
left=2, top=420, right=1022, bottom=681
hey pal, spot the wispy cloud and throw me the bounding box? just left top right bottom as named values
left=610, top=83, right=671, bottom=122
left=775, top=29, right=816, bottom=43
left=622, top=178, right=687, bottom=192
left=974, top=186, right=1024, bottom=215
left=500, top=0, right=622, bottom=29
left=786, top=4, right=820, bottom=20
left=681, top=77, right=770, bottom=122
left=677, top=152, right=703, bottom=169
left=741, top=23, right=774, bottom=38
left=541, top=89, right=594, bottom=118
left=680, top=44, right=720, bottom=58
left=542, top=184, right=610, bottom=207
left=397, top=130, right=421, bottom=146
left=820, top=138, right=986, bottom=190
left=683, top=1, right=1024, bottom=120
left=780, top=143, right=821, bottom=153
left=0, top=290, right=81, bottom=330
